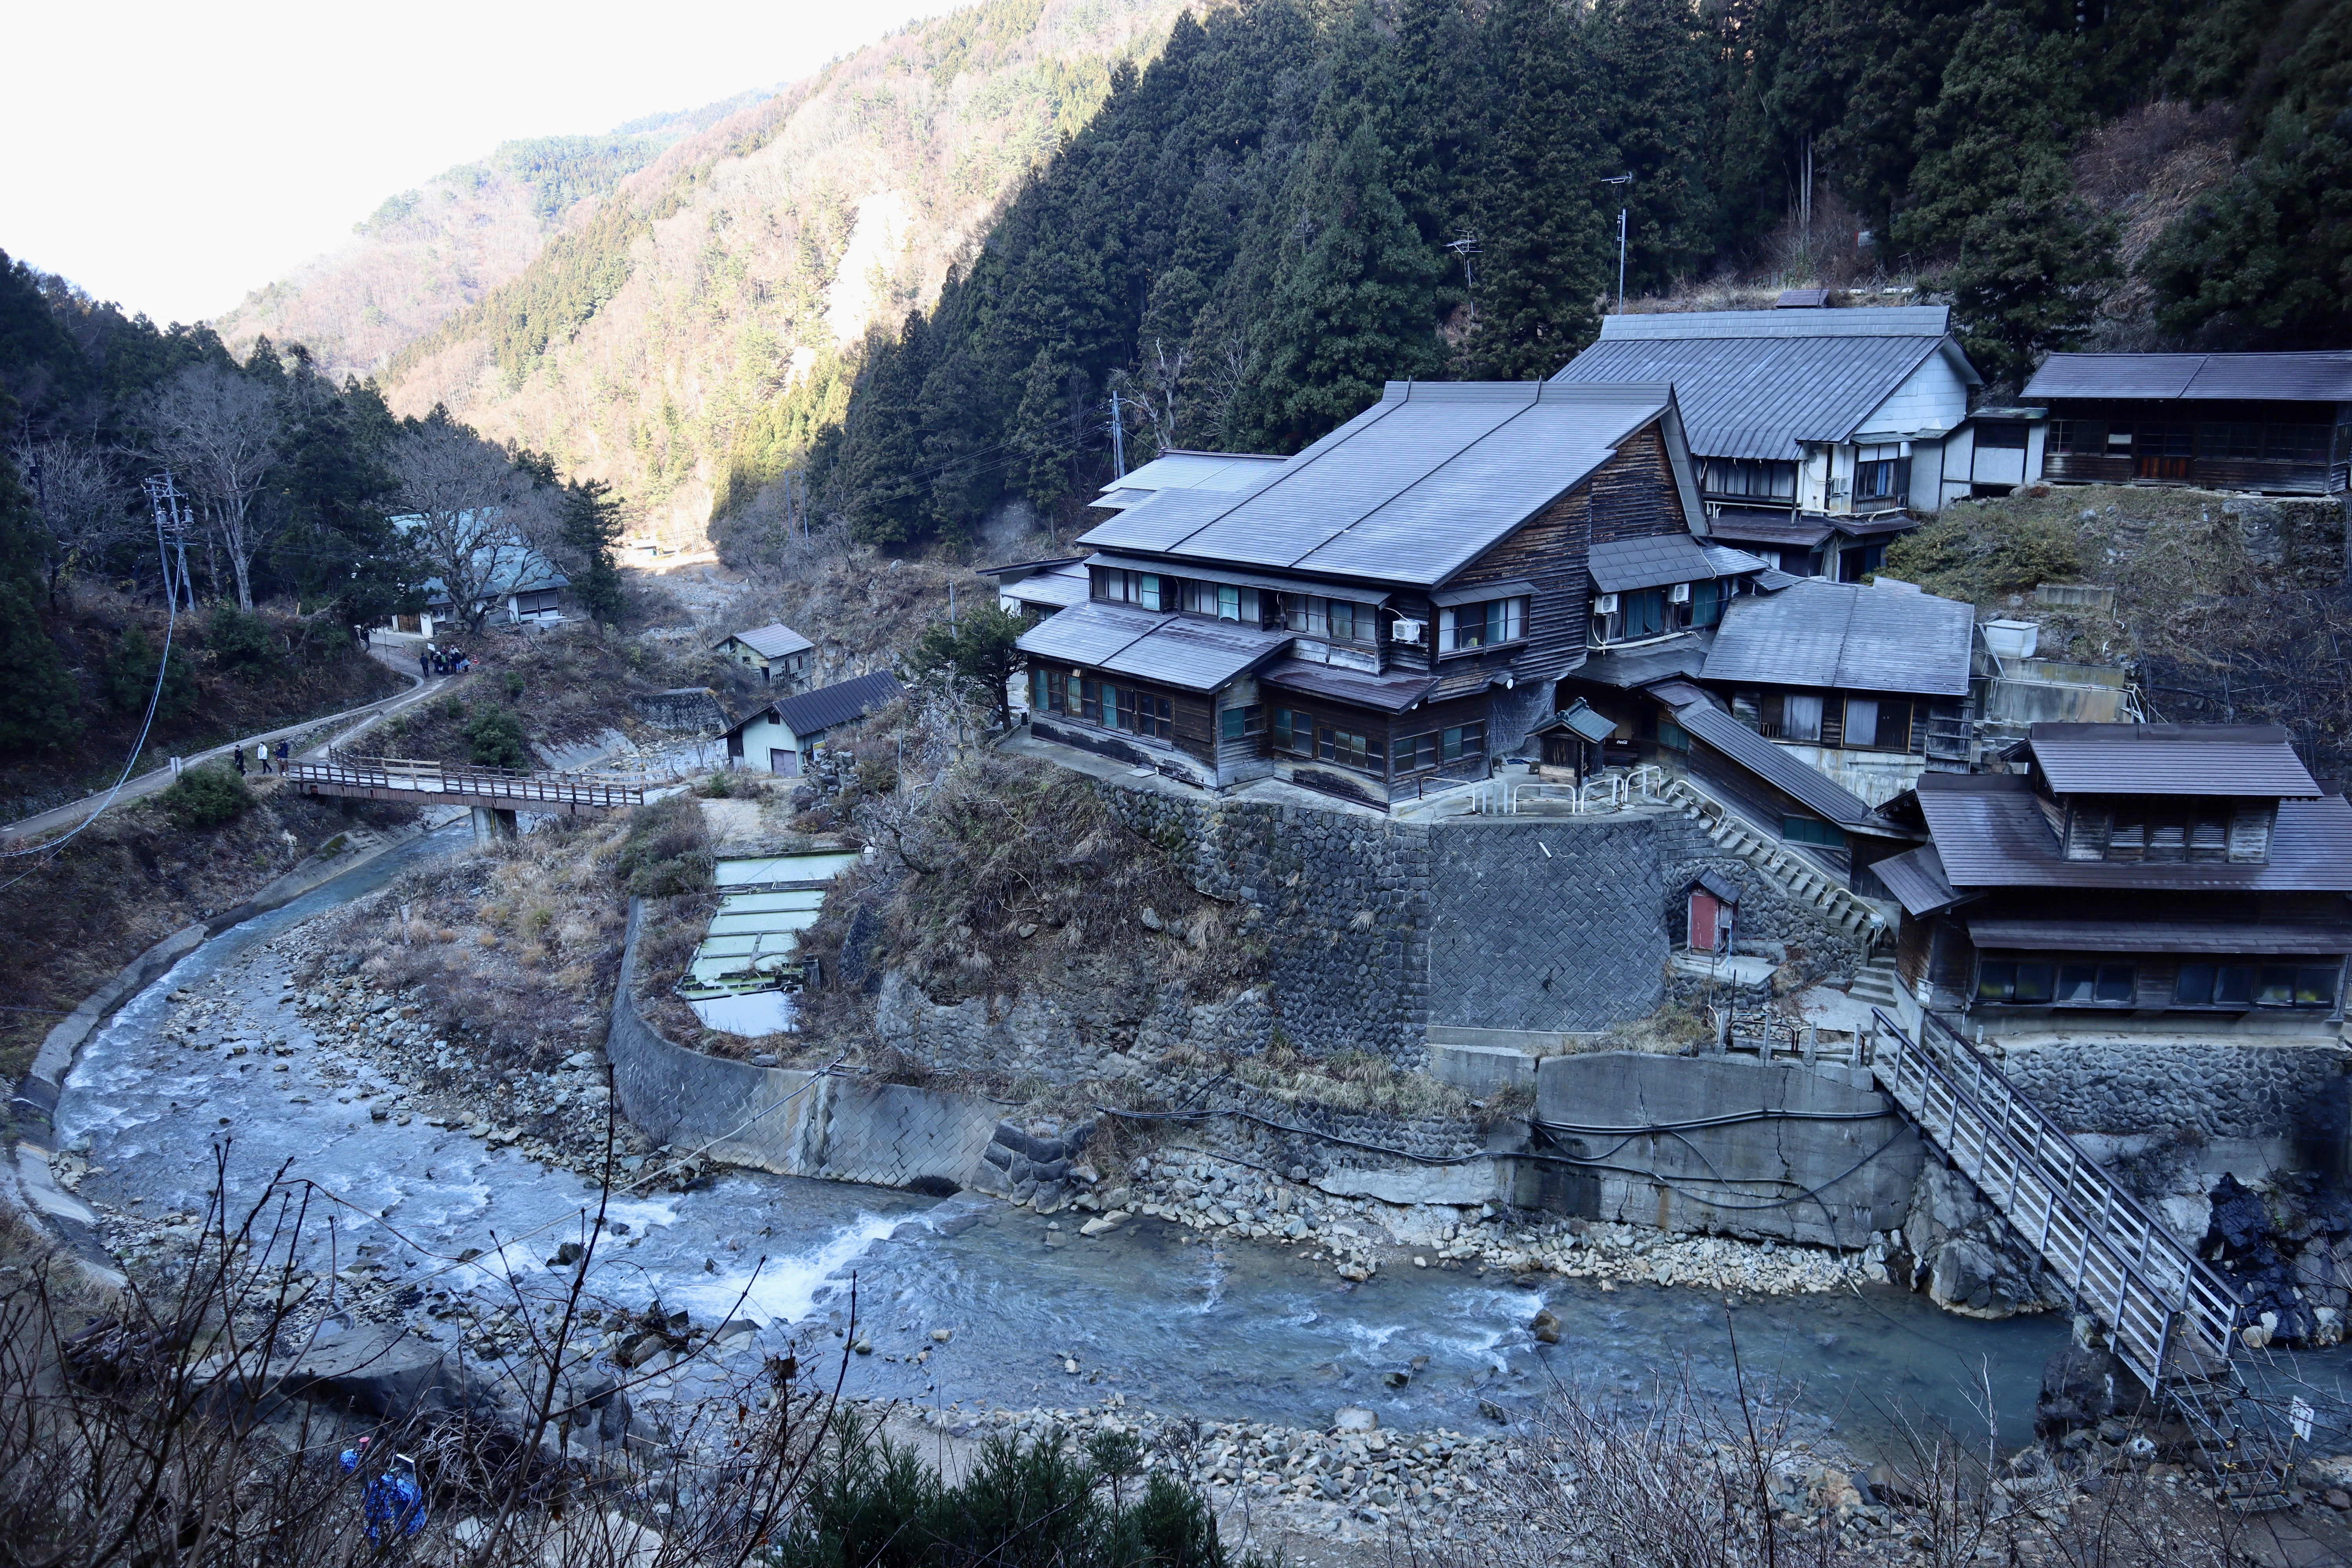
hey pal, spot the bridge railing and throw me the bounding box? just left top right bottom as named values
left=1869, top=1006, right=2244, bottom=1391
left=285, top=753, right=644, bottom=808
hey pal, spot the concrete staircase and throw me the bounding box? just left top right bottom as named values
left=1848, top=958, right=1903, bottom=1009
left=1660, top=776, right=1883, bottom=942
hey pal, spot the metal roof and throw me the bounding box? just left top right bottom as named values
left=1552, top=308, right=1978, bottom=461
left=1084, top=551, right=1384, bottom=605
left=1015, top=599, right=1290, bottom=693
left=1566, top=634, right=1713, bottom=690
left=1258, top=659, right=1439, bottom=713
left=1874, top=844, right=1965, bottom=916
left=1702, top=544, right=1773, bottom=577
left=1588, top=534, right=1718, bottom=593
left=1665, top=693, right=1882, bottom=827
left=719, top=622, right=814, bottom=659
left=2026, top=723, right=2321, bottom=797
left=1002, top=563, right=1091, bottom=610
left=1964, top=918, right=2352, bottom=954
left=1077, top=381, right=1680, bottom=589
left=1090, top=449, right=1287, bottom=508
left=1917, top=774, right=2352, bottom=889
left=2023, top=352, right=2352, bottom=403
left=769, top=671, right=905, bottom=737
left=1702, top=579, right=1973, bottom=697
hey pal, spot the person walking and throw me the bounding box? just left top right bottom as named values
left=274, top=739, right=290, bottom=773
left=232, top=744, right=247, bottom=778
left=418, top=646, right=430, bottom=679
left=255, top=741, right=271, bottom=776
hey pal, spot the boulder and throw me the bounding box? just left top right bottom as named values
left=1333, top=1406, right=1379, bottom=1433
left=2034, top=1346, right=2147, bottom=1441
left=273, top=1328, right=457, bottom=1421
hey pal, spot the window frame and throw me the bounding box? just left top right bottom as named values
left=1439, top=596, right=1529, bottom=654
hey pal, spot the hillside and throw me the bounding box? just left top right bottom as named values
left=214, top=101, right=769, bottom=383
left=337, top=0, right=1187, bottom=550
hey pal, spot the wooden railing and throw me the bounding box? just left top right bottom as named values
left=283, top=753, right=644, bottom=809
left=1868, top=1007, right=2243, bottom=1391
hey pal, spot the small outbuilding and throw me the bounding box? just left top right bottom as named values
left=2023, top=351, right=2352, bottom=495
left=713, top=623, right=816, bottom=688
left=722, top=670, right=906, bottom=776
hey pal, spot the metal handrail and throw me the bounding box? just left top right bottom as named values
left=287, top=753, right=644, bottom=808
left=1868, top=1007, right=2243, bottom=1388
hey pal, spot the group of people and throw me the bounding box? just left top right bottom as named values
left=418, top=644, right=473, bottom=677
left=234, top=739, right=291, bottom=777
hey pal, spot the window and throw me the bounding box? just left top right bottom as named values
left=1780, top=815, right=1846, bottom=848
left=1439, top=597, right=1528, bottom=652
left=1095, top=569, right=1166, bottom=609
left=1219, top=704, right=1265, bottom=742
left=2174, top=961, right=2337, bottom=1008
left=1622, top=589, right=1666, bottom=639
left=1271, top=708, right=1311, bottom=757
left=1316, top=726, right=1382, bottom=771
left=1841, top=697, right=1915, bottom=753
left=1114, top=686, right=1173, bottom=739
left=1976, top=422, right=2029, bottom=450
left=1284, top=595, right=1374, bottom=643
left=1032, top=669, right=1050, bottom=711
left=516, top=589, right=561, bottom=615
left=1779, top=693, right=1824, bottom=743
left=1978, top=960, right=2055, bottom=1004
left=1393, top=721, right=1485, bottom=773
left=1699, top=458, right=1798, bottom=500
left=1854, top=459, right=1900, bottom=501
left=2055, top=962, right=2138, bottom=1004
left=2050, top=420, right=2107, bottom=456
left=1691, top=578, right=1726, bottom=628
left=2099, top=800, right=2232, bottom=862
left=1182, top=581, right=1261, bottom=622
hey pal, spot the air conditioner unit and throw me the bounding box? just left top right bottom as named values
left=1594, top=593, right=1619, bottom=613
left=1391, top=617, right=1425, bottom=642
left=1669, top=582, right=1691, bottom=604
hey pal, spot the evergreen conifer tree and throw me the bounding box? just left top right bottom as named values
left=1466, top=0, right=1610, bottom=378
left=1948, top=154, right=2121, bottom=384
left=561, top=477, right=628, bottom=624
left=0, top=390, right=80, bottom=753
left=835, top=313, right=935, bottom=549
left=1590, top=0, right=1717, bottom=290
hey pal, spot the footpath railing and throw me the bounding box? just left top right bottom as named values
left=1868, top=1007, right=2289, bottom=1505
left=283, top=753, right=644, bottom=809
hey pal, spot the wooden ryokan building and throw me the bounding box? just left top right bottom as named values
left=1013, top=380, right=1771, bottom=808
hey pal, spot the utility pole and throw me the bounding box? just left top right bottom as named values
left=143, top=471, right=193, bottom=611
left=1445, top=232, right=1481, bottom=293
left=1600, top=174, right=1633, bottom=314
left=1108, top=388, right=1127, bottom=479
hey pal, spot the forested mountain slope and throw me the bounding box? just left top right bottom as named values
left=359, top=0, right=1188, bottom=546
left=216, top=102, right=762, bottom=382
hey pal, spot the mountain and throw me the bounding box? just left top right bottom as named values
left=221, top=0, right=1190, bottom=548
left=214, top=98, right=768, bottom=382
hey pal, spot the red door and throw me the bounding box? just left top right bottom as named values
left=1689, top=889, right=1722, bottom=952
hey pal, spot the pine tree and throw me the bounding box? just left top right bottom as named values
left=0, top=390, right=80, bottom=754
left=834, top=313, right=935, bottom=550
left=561, top=477, right=628, bottom=624
left=1230, top=120, right=1445, bottom=452
left=1465, top=0, right=1610, bottom=378
left=1895, top=0, right=2093, bottom=257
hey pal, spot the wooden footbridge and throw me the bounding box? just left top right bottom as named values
left=283, top=753, right=645, bottom=816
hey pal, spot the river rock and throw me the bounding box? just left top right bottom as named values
left=1333, top=1406, right=1378, bottom=1433
left=2034, top=1346, right=2147, bottom=1441
left=270, top=1327, right=457, bottom=1420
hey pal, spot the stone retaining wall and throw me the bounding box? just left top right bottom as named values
left=1998, top=1038, right=2349, bottom=1154
left=610, top=898, right=1000, bottom=1189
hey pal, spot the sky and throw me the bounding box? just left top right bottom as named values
left=2, top=0, right=967, bottom=325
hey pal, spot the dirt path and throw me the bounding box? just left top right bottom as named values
left=2, top=645, right=451, bottom=845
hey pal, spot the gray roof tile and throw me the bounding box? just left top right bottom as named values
left=1588, top=534, right=1717, bottom=592
left=1260, top=659, right=1439, bottom=713
left=1552, top=307, right=1973, bottom=461
left=2026, top=723, right=2323, bottom=797
left=1077, top=381, right=1679, bottom=589
left=721, top=622, right=814, bottom=659
left=1918, top=774, right=2352, bottom=889
left=1702, top=579, right=1973, bottom=697
left=2024, top=352, right=2352, bottom=403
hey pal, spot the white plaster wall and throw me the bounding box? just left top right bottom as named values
left=1853, top=353, right=1973, bottom=442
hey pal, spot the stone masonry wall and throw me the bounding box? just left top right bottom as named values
left=1099, top=785, right=1435, bottom=1064
left=1999, top=1038, right=2349, bottom=1147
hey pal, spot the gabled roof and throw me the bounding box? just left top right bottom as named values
left=1874, top=844, right=1966, bottom=916
left=762, top=671, right=905, bottom=738
left=1916, top=773, right=2352, bottom=890
left=719, top=622, right=814, bottom=659
left=1015, top=599, right=1290, bottom=693
left=2024, top=352, right=2352, bottom=403
left=1551, top=307, right=1980, bottom=461
left=1664, top=693, right=1884, bottom=828
left=1702, top=579, right=1973, bottom=698
left=1078, top=381, right=1682, bottom=589
left=1091, top=449, right=1287, bottom=509
left=2025, top=723, right=2322, bottom=798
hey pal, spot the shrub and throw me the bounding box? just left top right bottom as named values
left=504, top=669, right=525, bottom=700
left=695, top=770, right=734, bottom=799
left=204, top=604, right=280, bottom=677
left=1882, top=505, right=2085, bottom=604
left=441, top=695, right=466, bottom=721
left=100, top=626, right=196, bottom=719
left=160, top=764, right=253, bottom=829
left=613, top=792, right=715, bottom=896
left=463, top=706, right=528, bottom=769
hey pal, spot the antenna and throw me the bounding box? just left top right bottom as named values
left=1445, top=232, right=1481, bottom=292
left=1599, top=173, right=1633, bottom=314
left=1107, top=388, right=1128, bottom=479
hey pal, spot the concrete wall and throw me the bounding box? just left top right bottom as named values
left=1520, top=1051, right=1923, bottom=1247
left=610, top=898, right=999, bottom=1188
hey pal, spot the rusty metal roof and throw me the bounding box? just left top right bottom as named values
left=2025, top=723, right=2322, bottom=797
left=2024, top=352, right=2352, bottom=403
left=1702, top=579, right=1974, bottom=697
left=1917, top=773, right=2352, bottom=889
left=1552, top=307, right=1977, bottom=461
left=1078, top=381, right=1679, bottom=589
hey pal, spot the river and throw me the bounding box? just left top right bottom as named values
left=57, top=822, right=2082, bottom=1456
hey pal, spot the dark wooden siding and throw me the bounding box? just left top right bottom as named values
left=1172, top=692, right=1215, bottom=766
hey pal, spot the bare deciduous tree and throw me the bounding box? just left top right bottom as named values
left=390, top=417, right=558, bottom=635
left=11, top=435, right=127, bottom=608
left=145, top=365, right=287, bottom=610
